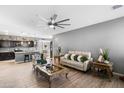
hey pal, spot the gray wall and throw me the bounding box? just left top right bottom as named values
left=53, top=17, right=124, bottom=74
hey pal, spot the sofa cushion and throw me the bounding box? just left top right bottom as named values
left=68, top=60, right=84, bottom=67
left=68, top=51, right=91, bottom=60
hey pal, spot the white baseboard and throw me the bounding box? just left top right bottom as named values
left=113, top=72, right=124, bottom=76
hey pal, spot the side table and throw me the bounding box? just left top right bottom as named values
left=92, top=62, right=113, bottom=81
left=54, top=55, right=63, bottom=65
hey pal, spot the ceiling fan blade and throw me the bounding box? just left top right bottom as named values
left=36, top=14, right=49, bottom=22
left=57, top=24, right=71, bottom=26
left=56, top=19, right=70, bottom=23
left=56, top=25, right=64, bottom=28
left=50, top=14, right=57, bottom=23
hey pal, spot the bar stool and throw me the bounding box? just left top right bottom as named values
left=24, top=54, right=30, bottom=62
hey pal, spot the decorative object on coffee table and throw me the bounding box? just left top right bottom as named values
left=46, top=64, right=53, bottom=70
left=32, top=53, right=47, bottom=70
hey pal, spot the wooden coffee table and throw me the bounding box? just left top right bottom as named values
left=92, top=62, right=113, bottom=81
left=35, top=64, right=69, bottom=88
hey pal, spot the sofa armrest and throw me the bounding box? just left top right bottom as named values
left=83, top=60, right=90, bottom=71
left=88, top=57, right=93, bottom=62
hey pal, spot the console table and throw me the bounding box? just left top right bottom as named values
left=92, top=62, right=113, bottom=81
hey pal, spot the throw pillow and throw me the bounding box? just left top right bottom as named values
left=77, top=55, right=88, bottom=62
left=64, top=54, right=69, bottom=59
left=71, top=54, right=76, bottom=61
left=68, top=54, right=72, bottom=60
left=77, top=55, right=82, bottom=62
left=80, top=56, right=88, bottom=62
left=74, top=55, right=79, bottom=61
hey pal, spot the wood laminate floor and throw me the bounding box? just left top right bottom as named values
left=0, top=61, right=124, bottom=88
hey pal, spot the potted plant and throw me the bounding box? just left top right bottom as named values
left=102, top=49, right=110, bottom=64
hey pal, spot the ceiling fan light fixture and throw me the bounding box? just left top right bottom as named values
left=37, top=14, right=70, bottom=30
left=51, top=20, right=55, bottom=24
left=49, top=25, right=55, bottom=28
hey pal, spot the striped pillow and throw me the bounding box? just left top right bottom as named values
left=77, top=55, right=88, bottom=62
left=77, top=55, right=82, bottom=62
left=71, top=54, right=76, bottom=61
left=64, top=54, right=70, bottom=59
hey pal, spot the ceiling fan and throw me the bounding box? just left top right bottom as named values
left=37, top=14, right=70, bottom=29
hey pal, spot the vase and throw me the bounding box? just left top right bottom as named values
left=104, top=60, right=109, bottom=64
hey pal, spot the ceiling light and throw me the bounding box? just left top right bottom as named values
left=49, top=25, right=54, bottom=28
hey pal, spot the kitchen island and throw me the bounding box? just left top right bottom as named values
left=0, top=51, right=40, bottom=63
left=15, top=52, right=38, bottom=63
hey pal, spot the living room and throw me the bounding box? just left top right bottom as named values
left=0, top=0, right=124, bottom=92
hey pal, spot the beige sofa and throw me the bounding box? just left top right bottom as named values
left=60, top=51, right=93, bottom=71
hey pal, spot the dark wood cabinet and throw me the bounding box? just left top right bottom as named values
left=0, top=52, right=15, bottom=61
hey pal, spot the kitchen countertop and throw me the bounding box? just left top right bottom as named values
left=14, top=51, right=39, bottom=54
left=0, top=51, right=40, bottom=54
left=0, top=51, right=14, bottom=53
left=0, top=51, right=38, bottom=54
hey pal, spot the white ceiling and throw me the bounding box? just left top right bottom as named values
left=0, top=5, right=124, bottom=38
